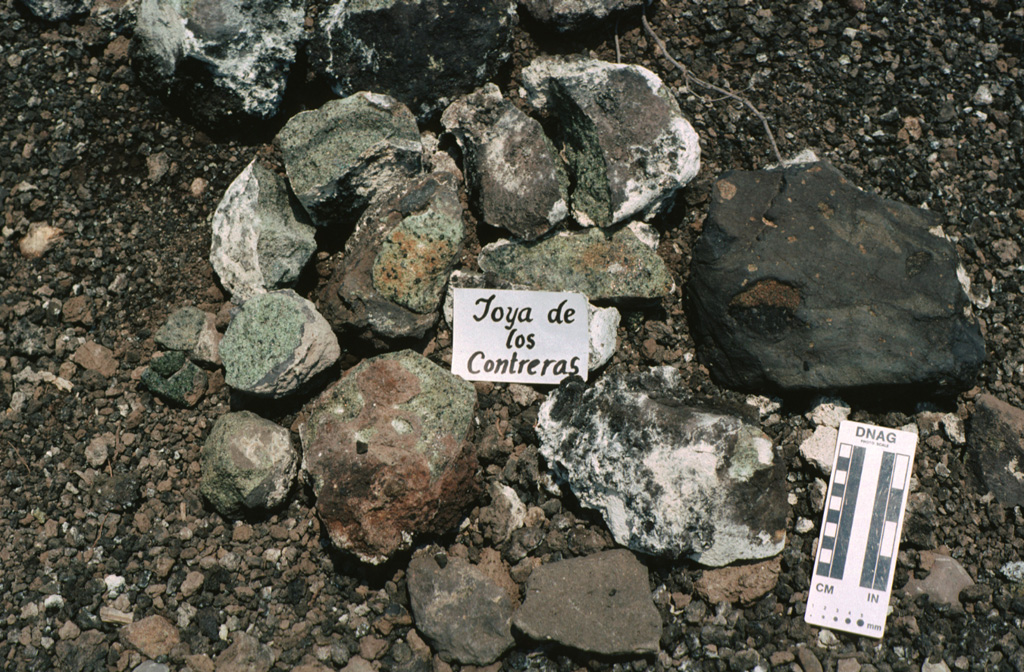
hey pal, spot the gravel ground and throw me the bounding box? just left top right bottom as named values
left=2, top=0, right=1024, bottom=671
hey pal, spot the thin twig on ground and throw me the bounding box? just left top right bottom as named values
left=641, top=10, right=783, bottom=165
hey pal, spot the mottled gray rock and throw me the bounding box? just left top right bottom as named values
left=477, top=226, right=673, bottom=303
left=310, top=0, right=516, bottom=122
left=522, top=56, right=700, bottom=227
left=300, top=350, right=478, bottom=563
left=407, top=553, right=514, bottom=665
left=154, top=306, right=222, bottom=366
left=968, top=394, right=1024, bottom=507
left=140, top=350, right=207, bottom=407
left=277, top=92, right=422, bottom=227
left=131, top=0, right=304, bottom=129
left=200, top=411, right=297, bottom=516
left=512, top=549, right=662, bottom=654
left=210, top=160, right=317, bottom=302
left=16, top=0, right=89, bottom=22
left=321, top=172, right=465, bottom=340
left=442, top=84, right=567, bottom=240
left=538, top=367, right=788, bottom=566
left=220, top=290, right=340, bottom=398
left=519, top=0, right=641, bottom=32
left=689, top=161, right=985, bottom=394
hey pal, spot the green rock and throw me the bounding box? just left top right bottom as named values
left=154, top=306, right=206, bottom=352
left=141, top=353, right=207, bottom=407
left=477, top=226, right=673, bottom=302
left=219, top=290, right=340, bottom=398
left=276, top=92, right=422, bottom=226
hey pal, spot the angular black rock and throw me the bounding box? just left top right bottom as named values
left=689, top=161, right=985, bottom=395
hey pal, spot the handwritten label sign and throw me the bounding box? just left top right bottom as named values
left=452, top=288, right=588, bottom=384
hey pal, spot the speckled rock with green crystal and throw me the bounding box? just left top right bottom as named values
left=201, top=411, right=297, bottom=516
left=276, top=92, right=422, bottom=226
left=321, top=171, right=465, bottom=340
left=220, top=290, right=340, bottom=398
left=299, top=349, right=478, bottom=564
left=140, top=351, right=208, bottom=407
left=476, top=225, right=672, bottom=303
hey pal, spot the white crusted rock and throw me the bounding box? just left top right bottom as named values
left=538, top=367, right=788, bottom=566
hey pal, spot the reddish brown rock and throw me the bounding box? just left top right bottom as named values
left=694, top=556, right=782, bottom=606
left=73, top=341, right=118, bottom=378
left=300, top=350, right=478, bottom=563
left=120, top=614, right=180, bottom=659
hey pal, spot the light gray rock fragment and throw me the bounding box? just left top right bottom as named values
left=522, top=56, right=700, bottom=227
left=200, top=411, right=298, bottom=516
left=538, top=367, right=788, bottom=566
left=220, top=290, right=340, bottom=398
left=587, top=303, right=618, bottom=370
left=131, top=0, right=305, bottom=129
left=799, top=426, right=838, bottom=476
left=512, top=549, right=662, bottom=654
left=210, top=160, right=317, bottom=302
left=276, top=92, right=423, bottom=227
left=407, top=553, right=514, bottom=665
left=442, top=84, right=567, bottom=240
left=154, top=306, right=222, bottom=366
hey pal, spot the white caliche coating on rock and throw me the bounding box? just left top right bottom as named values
left=133, top=0, right=305, bottom=125
left=806, top=396, right=851, bottom=429
left=537, top=367, right=788, bottom=566
left=587, top=304, right=619, bottom=371
left=210, top=160, right=317, bottom=302
left=521, top=56, right=700, bottom=227
left=799, top=425, right=838, bottom=476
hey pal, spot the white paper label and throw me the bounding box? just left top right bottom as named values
left=451, top=288, right=588, bottom=384
left=804, top=420, right=918, bottom=638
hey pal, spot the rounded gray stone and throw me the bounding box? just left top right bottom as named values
left=200, top=411, right=298, bottom=516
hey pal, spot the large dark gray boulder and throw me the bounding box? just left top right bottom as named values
left=131, top=0, right=305, bottom=130
left=310, top=0, right=516, bottom=122
left=441, top=84, right=568, bottom=240
left=689, top=161, right=985, bottom=395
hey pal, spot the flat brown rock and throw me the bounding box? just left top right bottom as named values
left=512, top=549, right=662, bottom=655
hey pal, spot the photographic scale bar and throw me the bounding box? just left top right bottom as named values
left=805, top=421, right=918, bottom=639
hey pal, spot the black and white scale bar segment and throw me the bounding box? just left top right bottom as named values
left=815, top=443, right=866, bottom=580
left=860, top=452, right=912, bottom=591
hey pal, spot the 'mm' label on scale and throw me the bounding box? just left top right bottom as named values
left=451, top=288, right=589, bottom=385
left=804, top=420, right=918, bottom=638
